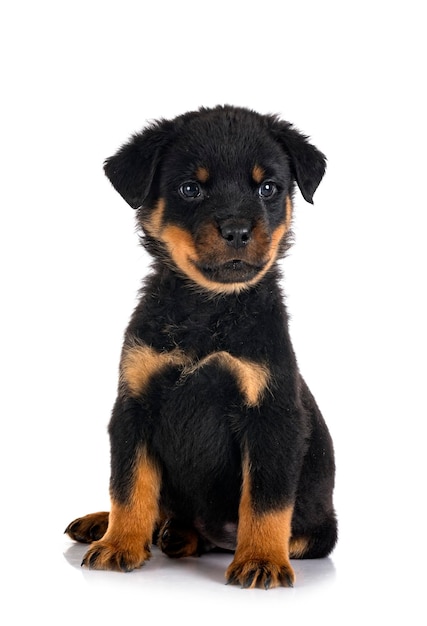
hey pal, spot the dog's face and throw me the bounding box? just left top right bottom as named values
left=104, top=106, right=326, bottom=295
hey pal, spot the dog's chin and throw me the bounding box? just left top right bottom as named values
left=196, top=260, right=265, bottom=284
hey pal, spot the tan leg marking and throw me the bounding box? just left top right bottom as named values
left=120, top=341, right=191, bottom=397
left=185, top=351, right=270, bottom=407
left=81, top=449, right=161, bottom=571
left=226, top=456, right=295, bottom=589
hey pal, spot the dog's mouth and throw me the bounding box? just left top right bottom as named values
left=195, top=259, right=266, bottom=284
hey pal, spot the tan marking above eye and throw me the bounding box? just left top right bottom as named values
left=195, top=166, right=209, bottom=183
left=252, top=165, right=265, bottom=184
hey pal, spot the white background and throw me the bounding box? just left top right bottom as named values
left=1, top=0, right=426, bottom=623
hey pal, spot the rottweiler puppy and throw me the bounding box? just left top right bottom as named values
left=65, top=105, right=337, bottom=589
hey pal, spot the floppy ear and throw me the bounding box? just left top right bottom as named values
left=103, top=119, right=175, bottom=209
left=270, top=119, right=326, bottom=204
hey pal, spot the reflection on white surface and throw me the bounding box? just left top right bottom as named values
left=3, top=529, right=422, bottom=625
left=63, top=541, right=337, bottom=590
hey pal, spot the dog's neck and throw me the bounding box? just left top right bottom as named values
left=148, top=261, right=285, bottom=305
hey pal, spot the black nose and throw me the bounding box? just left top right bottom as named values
left=220, top=220, right=252, bottom=249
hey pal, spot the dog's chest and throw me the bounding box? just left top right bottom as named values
left=151, top=285, right=274, bottom=356
left=161, top=308, right=245, bottom=354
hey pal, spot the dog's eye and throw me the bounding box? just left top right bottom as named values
left=179, top=181, right=201, bottom=199
left=258, top=181, right=277, bottom=199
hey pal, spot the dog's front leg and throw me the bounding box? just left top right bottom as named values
left=81, top=395, right=161, bottom=572
left=226, top=452, right=295, bottom=589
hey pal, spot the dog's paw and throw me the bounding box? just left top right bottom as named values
left=226, top=557, right=295, bottom=589
left=157, top=519, right=200, bottom=558
left=81, top=539, right=150, bottom=572
left=65, top=512, right=109, bottom=543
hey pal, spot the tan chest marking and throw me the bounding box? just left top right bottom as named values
left=184, top=351, right=270, bottom=407
left=121, top=342, right=270, bottom=407
left=120, top=343, right=191, bottom=396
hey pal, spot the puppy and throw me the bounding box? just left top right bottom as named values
left=65, top=105, right=337, bottom=589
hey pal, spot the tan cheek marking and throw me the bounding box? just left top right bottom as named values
left=141, top=198, right=166, bottom=238
left=245, top=219, right=271, bottom=260
left=285, top=195, right=293, bottom=232
left=252, top=165, right=265, bottom=184
left=194, top=222, right=223, bottom=256
left=235, top=196, right=291, bottom=290
left=160, top=225, right=250, bottom=294
left=121, top=342, right=190, bottom=397
left=244, top=221, right=287, bottom=286
left=161, top=224, right=200, bottom=266
left=195, top=166, right=209, bottom=183
left=186, top=351, right=270, bottom=407
left=159, top=198, right=291, bottom=296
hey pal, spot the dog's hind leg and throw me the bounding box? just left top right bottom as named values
left=65, top=512, right=109, bottom=544
left=289, top=514, right=338, bottom=559
left=291, top=377, right=337, bottom=559
left=157, top=518, right=202, bottom=558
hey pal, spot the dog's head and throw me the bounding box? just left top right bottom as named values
left=104, top=106, right=326, bottom=295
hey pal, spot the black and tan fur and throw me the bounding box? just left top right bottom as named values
left=65, top=105, right=337, bottom=589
